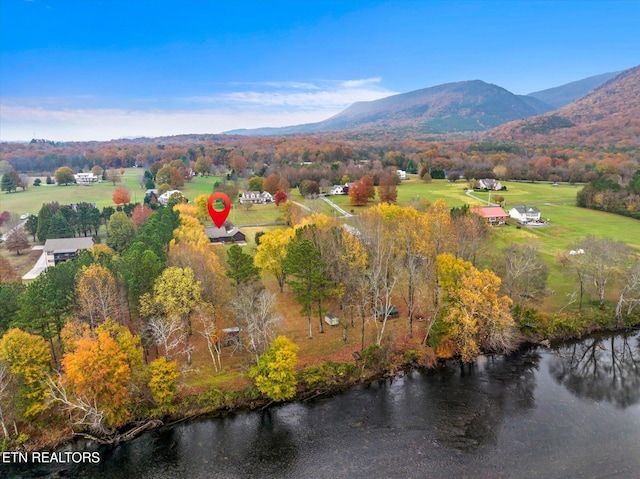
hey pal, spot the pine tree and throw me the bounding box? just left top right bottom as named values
left=36, top=204, right=52, bottom=242
left=47, top=210, right=74, bottom=239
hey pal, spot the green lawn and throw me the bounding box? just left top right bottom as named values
left=0, top=169, right=224, bottom=215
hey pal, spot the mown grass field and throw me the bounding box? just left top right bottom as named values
left=3, top=172, right=639, bottom=314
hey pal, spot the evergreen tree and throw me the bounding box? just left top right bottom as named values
left=47, top=210, right=74, bottom=239
left=225, top=244, right=260, bottom=287
left=283, top=238, right=331, bottom=338
left=1, top=174, right=15, bottom=193
left=36, top=204, right=52, bottom=242
left=25, top=214, right=38, bottom=241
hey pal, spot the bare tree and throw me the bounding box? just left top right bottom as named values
left=145, top=315, right=185, bottom=361
left=46, top=373, right=111, bottom=437
left=231, top=282, right=281, bottom=364
left=575, top=236, right=630, bottom=309
left=194, top=305, right=222, bottom=371
left=495, top=242, right=549, bottom=303
left=616, top=261, right=640, bottom=321
left=0, top=363, right=11, bottom=439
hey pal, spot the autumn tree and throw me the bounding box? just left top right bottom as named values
left=0, top=256, right=18, bottom=285
left=76, top=264, right=123, bottom=329
left=357, top=204, right=400, bottom=345
left=436, top=254, right=517, bottom=362
left=0, top=328, right=51, bottom=419
left=54, top=166, right=75, bottom=186
left=57, top=328, right=132, bottom=431
left=148, top=357, right=179, bottom=414
left=139, top=267, right=202, bottom=365
left=112, top=185, right=131, bottom=205
left=348, top=179, right=369, bottom=205
left=377, top=173, right=398, bottom=204
left=130, top=203, right=154, bottom=230
left=249, top=336, right=298, bottom=402
left=274, top=190, right=288, bottom=206
left=263, top=173, right=282, bottom=194
left=5, top=228, right=29, bottom=255
left=255, top=228, right=295, bottom=292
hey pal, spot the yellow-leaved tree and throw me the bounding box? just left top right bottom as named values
left=76, top=263, right=123, bottom=329
left=254, top=228, right=295, bottom=292
left=140, top=267, right=202, bottom=365
left=148, top=357, right=179, bottom=415
left=0, top=329, right=51, bottom=419
left=249, top=336, right=299, bottom=402
left=436, top=254, right=517, bottom=362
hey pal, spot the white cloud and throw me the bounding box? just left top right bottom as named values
left=0, top=104, right=343, bottom=142
left=0, top=78, right=398, bottom=142
left=183, top=78, right=396, bottom=110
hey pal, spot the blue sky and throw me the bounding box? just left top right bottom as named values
left=1, top=0, right=638, bottom=141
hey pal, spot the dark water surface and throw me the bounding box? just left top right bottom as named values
left=5, top=331, right=640, bottom=479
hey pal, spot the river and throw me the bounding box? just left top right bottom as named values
left=4, top=330, right=640, bottom=479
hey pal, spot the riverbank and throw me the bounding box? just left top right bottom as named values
left=7, top=306, right=639, bottom=455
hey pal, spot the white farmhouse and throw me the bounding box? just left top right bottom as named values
left=508, top=205, right=542, bottom=223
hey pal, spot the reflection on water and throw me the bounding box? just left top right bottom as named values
left=548, top=332, right=640, bottom=408
left=3, top=331, right=640, bottom=479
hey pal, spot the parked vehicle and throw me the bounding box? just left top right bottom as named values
left=375, top=305, right=399, bottom=320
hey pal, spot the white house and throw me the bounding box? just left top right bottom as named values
left=478, top=179, right=503, bottom=190
left=330, top=185, right=347, bottom=195
left=509, top=205, right=542, bottom=223
left=158, top=190, right=182, bottom=206
left=239, top=191, right=273, bottom=204
left=396, top=170, right=407, bottom=180
left=74, top=172, right=98, bottom=185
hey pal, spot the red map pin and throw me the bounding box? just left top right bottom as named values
left=207, top=192, right=231, bottom=228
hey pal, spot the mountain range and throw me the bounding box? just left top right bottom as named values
left=490, top=65, right=640, bottom=146
left=226, top=69, right=632, bottom=139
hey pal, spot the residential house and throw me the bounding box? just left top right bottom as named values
left=74, top=172, right=98, bottom=185
left=477, top=179, right=503, bottom=190
left=396, top=170, right=407, bottom=180
left=471, top=206, right=509, bottom=226
left=43, top=237, right=95, bottom=266
left=158, top=190, right=182, bottom=206
left=330, top=185, right=347, bottom=195
left=509, top=205, right=542, bottom=223
left=205, top=226, right=246, bottom=244
left=239, top=191, right=273, bottom=204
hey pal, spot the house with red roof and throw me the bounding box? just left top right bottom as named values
left=471, top=206, right=509, bottom=226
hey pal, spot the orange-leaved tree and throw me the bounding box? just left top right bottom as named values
left=112, top=185, right=131, bottom=205
left=60, top=328, right=132, bottom=429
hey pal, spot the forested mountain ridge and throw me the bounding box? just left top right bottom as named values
left=526, top=71, right=620, bottom=108
left=227, top=80, right=555, bottom=136
left=488, top=65, right=640, bottom=147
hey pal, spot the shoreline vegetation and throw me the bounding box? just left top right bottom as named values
left=13, top=315, right=640, bottom=454
left=1, top=170, right=639, bottom=456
